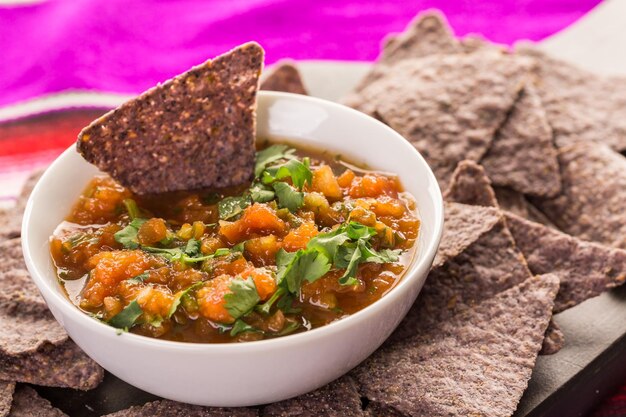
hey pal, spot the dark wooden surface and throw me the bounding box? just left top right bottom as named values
left=516, top=284, right=626, bottom=417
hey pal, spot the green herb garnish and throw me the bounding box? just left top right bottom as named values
left=108, top=300, right=143, bottom=330
left=127, top=272, right=150, bottom=284
left=217, top=319, right=262, bottom=337
left=114, top=218, right=147, bottom=249
left=218, top=195, right=251, bottom=220
left=65, top=233, right=97, bottom=249
left=257, top=221, right=401, bottom=314
left=123, top=198, right=141, bottom=219
left=224, top=277, right=261, bottom=320
left=276, top=249, right=331, bottom=293
left=229, top=319, right=260, bottom=336
left=141, top=238, right=213, bottom=264
left=262, top=158, right=312, bottom=190
left=167, top=281, right=204, bottom=318
left=276, top=321, right=301, bottom=336
left=250, top=183, right=275, bottom=203
left=272, top=182, right=304, bottom=212
left=255, top=144, right=295, bottom=177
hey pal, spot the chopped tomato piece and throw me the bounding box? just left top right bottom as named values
left=311, top=165, right=343, bottom=199
left=197, top=266, right=276, bottom=324
left=282, top=222, right=319, bottom=252
left=137, top=218, right=168, bottom=245
left=136, top=285, right=175, bottom=317
left=245, top=235, right=280, bottom=266
left=82, top=250, right=162, bottom=307
left=197, top=275, right=236, bottom=323
left=219, top=204, right=287, bottom=243
left=211, top=257, right=250, bottom=276
left=201, top=236, right=226, bottom=255
left=348, top=174, right=399, bottom=198
left=337, top=169, right=355, bottom=188
left=69, top=176, right=131, bottom=225
left=242, top=267, right=277, bottom=301
left=371, top=198, right=405, bottom=218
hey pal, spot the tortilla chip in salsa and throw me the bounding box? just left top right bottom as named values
left=77, top=43, right=264, bottom=195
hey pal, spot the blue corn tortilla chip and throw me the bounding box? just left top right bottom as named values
left=0, top=381, right=15, bottom=417
left=7, top=386, right=67, bottom=417
left=77, top=42, right=264, bottom=195
left=518, top=45, right=626, bottom=152
left=532, top=142, right=626, bottom=250
left=261, top=61, right=308, bottom=95
left=444, top=160, right=498, bottom=207
left=391, top=202, right=533, bottom=344
left=0, top=340, right=103, bottom=391
left=262, top=376, right=367, bottom=417
left=345, top=50, right=533, bottom=188
left=102, top=400, right=257, bottom=417
left=431, top=201, right=501, bottom=269
left=354, top=275, right=559, bottom=417
left=505, top=211, right=626, bottom=313
left=480, top=85, right=561, bottom=198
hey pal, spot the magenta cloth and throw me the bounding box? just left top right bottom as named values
left=0, top=0, right=600, bottom=107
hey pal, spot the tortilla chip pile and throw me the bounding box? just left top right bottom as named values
left=0, top=173, right=105, bottom=417
left=3, top=11, right=626, bottom=416
left=339, top=11, right=626, bottom=414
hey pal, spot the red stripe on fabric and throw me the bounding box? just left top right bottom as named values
left=0, top=109, right=107, bottom=158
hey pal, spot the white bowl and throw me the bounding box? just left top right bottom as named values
left=21, top=91, right=443, bottom=407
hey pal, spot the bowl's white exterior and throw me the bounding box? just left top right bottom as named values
left=21, top=92, right=443, bottom=407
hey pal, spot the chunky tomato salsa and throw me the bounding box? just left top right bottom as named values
left=50, top=143, right=420, bottom=343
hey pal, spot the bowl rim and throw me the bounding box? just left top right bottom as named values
left=21, top=91, right=444, bottom=353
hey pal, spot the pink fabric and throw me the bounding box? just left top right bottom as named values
left=0, top=0, right=600, bottom=107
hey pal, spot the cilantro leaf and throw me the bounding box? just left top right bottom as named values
left=361, top=246, right=402, bottom=264
left=336, top=240, right=401, bottom=286
left=255, top=144, right=295, bottom=177
left=262, top=159, right=312, bottom=190
left=232, top=241, right=246, bottom=253
left=250, top=183, right=275, bottom=203
left=123, top=199, right=141, bottom=220
left=256, top=286, right=286, bottom=315
left=276, top=249, right=330, bottom=293
left=308, top=221, right=400, bottom=287
left=333, top=242, right=356, bottom=269
left=229, top=319, right=261, bottom=337
left=218, top=195, right=251, bottom=220
left=224, top=277, right=261, bottom=320
left=108, top=300, right=143, bottom=330
left=276, top=320, right=301, bottom=336
left=142, top=245, right=213, bottom=263
left=141, top=245, right=182, bottom=258
left=213, top=247, right=231, bottom=257
left=127, top=272, right=150, bottom=284
left=273, top=182, right=304, bottom=212
left=307, top=229, right=351, bottom=261
left=167, top=281, right=204, bottom=318
left=338, top=243, right=362, bottom=286
left=184, top=238, right=202, bottom=257
left=344, top=221, right=377, bottom=240
left=114, top=218, right=147, bottom=249
left=276, top=293, right=301, bottom=314
left=144, top=240, right=244, bottom=264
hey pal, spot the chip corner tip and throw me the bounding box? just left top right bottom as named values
left=242, top=41, right=265, bottom=57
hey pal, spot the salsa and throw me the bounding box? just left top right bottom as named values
left=50, top=143, right=420, bottom=343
